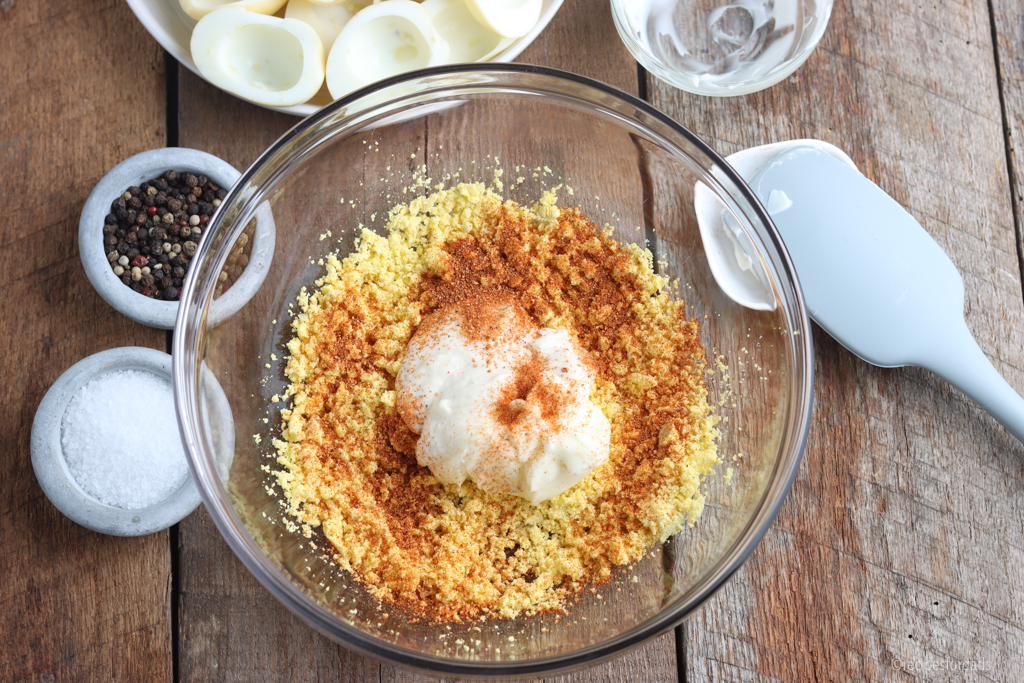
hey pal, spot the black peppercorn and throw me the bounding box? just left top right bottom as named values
left=107, top=170, right=237, bottom=301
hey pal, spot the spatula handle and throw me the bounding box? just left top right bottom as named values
left=921, top=321, right=1024, bottom=444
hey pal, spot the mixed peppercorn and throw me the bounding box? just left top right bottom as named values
left=104, top=170, right=225, bottom=301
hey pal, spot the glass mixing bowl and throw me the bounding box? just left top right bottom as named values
left=173, top=64, right=813, bottom=677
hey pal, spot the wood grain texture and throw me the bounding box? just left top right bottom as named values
left=174, top=67, right=324, bottom=683
left=991, top=0, right=1024, bottom=295
left=383, top=637, right=678, bottom=683
left=645, top=0, right=1024, bottom=679
left=0, top=0, right=171, bottom=681
left=518, top=0, right=639, bottom=92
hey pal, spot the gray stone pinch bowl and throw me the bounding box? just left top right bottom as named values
left=31, top=347, right=202, bottom=536
left=79, top=147, right=276, bottom=329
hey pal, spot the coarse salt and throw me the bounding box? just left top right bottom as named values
left=61, top=369, right=189, bottom=510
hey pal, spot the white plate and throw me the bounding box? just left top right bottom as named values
left=125, top=0, right=565, bottom=117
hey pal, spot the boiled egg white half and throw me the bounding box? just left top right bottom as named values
left=191, top=7, right=326, bottom=107
left=284, top=0, right=354, bottom=53
left=464, top=0, right=542, bottom=39
left=179, top=0, right=288, bottom=21
left=422, top=0, right=512, bottom=63
left=325, top=0, right=449, bottom=100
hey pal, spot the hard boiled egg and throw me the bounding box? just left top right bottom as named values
left=191, top=7, right=326, bottom=107
left=325, top=0, right=449, bottom=100
left=464, top=0, right=542, bottom=39
left=304, top=0, right=371, bottom=9
left=284, top=0, right=354, bottom=53
left=421, top=0, right=512, bottom=63
left=179, top=0, right=288, bottom=21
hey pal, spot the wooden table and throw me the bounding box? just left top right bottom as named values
left=3, top=0, right=1024, bottom=680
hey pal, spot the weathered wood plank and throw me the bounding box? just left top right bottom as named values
left=645, top=0, right=1024, bottom=679
left=518, top=0, right=639, bottom=91
left=384, top=637, right=678, bottom=683
left=177, top=506, right=385, bottom=682
left=992, top=0, right=1024, bottom=290
left=0, top=0, right=171, bottom=681
left=173, top=67, right=332, bottom=683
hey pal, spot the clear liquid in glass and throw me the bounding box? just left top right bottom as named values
left=613, top=0, right=829, bottom=94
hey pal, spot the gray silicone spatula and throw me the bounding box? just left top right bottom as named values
left=747, top=145, right=1024, bottom=443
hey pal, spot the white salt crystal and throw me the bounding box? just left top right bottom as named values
left=60, top=369, right=189, bottom=510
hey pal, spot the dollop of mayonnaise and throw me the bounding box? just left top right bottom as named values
left=395, top=295, right=611, bottom=504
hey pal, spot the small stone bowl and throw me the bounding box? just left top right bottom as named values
left=31, top=347, right=202, bottom=536
left=79, top=148, right=276, bottom=329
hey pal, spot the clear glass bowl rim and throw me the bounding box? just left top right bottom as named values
left=609, top=0, right=836, bottom=97
left=173, top=63, right=814, bottom=677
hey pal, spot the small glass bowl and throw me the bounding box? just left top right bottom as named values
left=173, top=65, right=813, bottom=676
left=611, top=0, right=834, bottom=96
